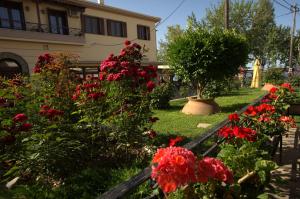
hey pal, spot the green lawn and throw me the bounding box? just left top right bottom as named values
left=153, top=88, right=266, bottom=138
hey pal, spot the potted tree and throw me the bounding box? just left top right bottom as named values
left=166, top=28, right=248, bottom=115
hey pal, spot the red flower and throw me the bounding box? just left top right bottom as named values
left=219, top=126, right=256, bottom=142
left=244, top=106, right=258, bottom=116
left=233, top=126, right=256, bottom=142
left=124, top=40, right=131, bottom=46
left=146, top=81, right=156, bottom=92
left=13, top=113, right=28, bottom=123
left=228, top=113, right=239, bottom=121
left=281, top=83, right=294, bottom=92
left=99, top=72, right=105, bottom=80
left=169, top=136, right=184, bottom=147
left=197, top=157, right=233, bottom=184
left=33, top=66, right=41, bottom=73
left=269, top=87, right=278, bottom=94
left=279, top=116, right=296, bottom=127
left=19, top=123, right=33, bottom=131
left=256, top=103, right=275, bottom=114
left=258, top=114, right=271, bottom=123
left=151, top=147, right=197, bottom=193
left=87, top=92, right=105, bottom=100
left=39, top=106, right=64, bottom=118
left=218, top=126, right=233, bottom=139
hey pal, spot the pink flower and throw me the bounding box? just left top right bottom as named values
left=13, top=113, right=28, bottom=123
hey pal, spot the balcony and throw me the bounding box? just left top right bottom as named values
left=0, top=22, right=85, bottom=45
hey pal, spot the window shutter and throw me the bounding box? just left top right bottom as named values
left=146, top=27, right=150, bottom=40
left=107, top=19, right=112, bottom=35
left=137, top=25, right=140, bottom=39
left=122, top=22, right=127, bottom=37
left=99, top=18, right=104, bottom=35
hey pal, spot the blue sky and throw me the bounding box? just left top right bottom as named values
left=90, top=0, right=300, bottom=44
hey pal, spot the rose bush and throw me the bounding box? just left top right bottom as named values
left=0, top=41, right=160, bottom=198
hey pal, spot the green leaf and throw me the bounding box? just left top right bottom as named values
left=4, top=166, right=19, bottom=177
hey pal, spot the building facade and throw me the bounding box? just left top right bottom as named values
left=0, top=0, right=160, bottom=77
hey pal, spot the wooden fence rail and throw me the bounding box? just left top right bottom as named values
left=98, top=93, right=269, bottom=199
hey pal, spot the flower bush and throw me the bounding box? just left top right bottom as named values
left=150, top=82, right=297, bottom=198
left=0, top=41, right=159, bottom=198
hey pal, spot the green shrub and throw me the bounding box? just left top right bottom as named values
left=263, top=67, right=285, bottom=85
left=151, top=82, right=175, bottom=109
left=166, top=28, right=248, bottom=99
left=288, top=75, right=300, bottom=87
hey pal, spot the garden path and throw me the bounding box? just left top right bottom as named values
left=267, top=128, right=300, bottom=199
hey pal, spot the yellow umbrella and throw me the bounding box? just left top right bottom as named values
left=250, top=59, right=261, bottom=88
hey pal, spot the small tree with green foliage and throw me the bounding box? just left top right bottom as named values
left=166, top=28, right=248, bottom=99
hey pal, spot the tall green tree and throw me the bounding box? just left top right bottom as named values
left=202, top=0, right=276, bottom=67
left=157, top=25, right=184, bottom=62
left=249, top=0, right=275, bottom=65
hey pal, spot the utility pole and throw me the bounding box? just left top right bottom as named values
left=289, top=1, right=297, bottom=75
left=224, top=0, right=229, bottom=29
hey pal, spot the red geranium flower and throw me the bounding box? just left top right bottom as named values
left=281, top=83, right=294, bottom=92
left=197, top=157, right=233, bottom=184
left=169, top=136, right=184, bottom=147
left=228, top=113, right=239, bottom=121
left=269, top=87, right=278, bottom=94
left=151, top=147, right=197, bottom=193
left=244, top=105, right=258, bottom=116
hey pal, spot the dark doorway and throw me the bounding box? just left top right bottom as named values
left=0, top=59, right=22, bottom=78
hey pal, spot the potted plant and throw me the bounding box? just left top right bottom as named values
left=166, top=28, right=248, bottom=115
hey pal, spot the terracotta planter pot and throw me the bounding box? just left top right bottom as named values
left=261, top=83, right=276, bottom=91
left=182, top=97, right=220, bottom=115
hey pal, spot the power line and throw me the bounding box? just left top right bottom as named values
left=280, top=0, right=292, bottom=7
left=276, top=11, right=293, bottom=18
left=273, top=0, right=291, bottom=10
left=90, top=0, right=188, bottom=47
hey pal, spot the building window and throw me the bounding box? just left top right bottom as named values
left=107, top=19, right=127, bottom=37
left=0, top=1, right=25, bottom=30
left=137, top=25, right=150, bottom=40
left=48, top=10, right=68, bottom=35
left=84, top=16, right=104, bottom=35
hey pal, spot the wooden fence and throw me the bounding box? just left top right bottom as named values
left=98, top=93, right=276, bottom=199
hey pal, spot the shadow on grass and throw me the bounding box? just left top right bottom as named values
left=220, top=103, right=249, bottom=113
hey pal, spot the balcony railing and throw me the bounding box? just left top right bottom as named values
left=0, top=22, right=83, bottom=37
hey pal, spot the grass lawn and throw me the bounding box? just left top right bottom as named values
left=153, top=88, right=266, bottom=138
